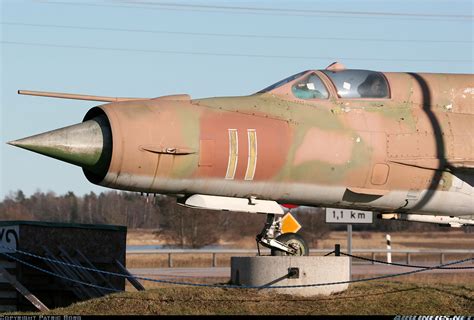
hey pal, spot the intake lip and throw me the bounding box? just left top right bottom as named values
left=82, top=107, right=113, bottom=184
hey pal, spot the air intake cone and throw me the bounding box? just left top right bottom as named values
left=8, top=115, right=112, bottom=176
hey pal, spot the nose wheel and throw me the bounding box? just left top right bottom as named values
left=271, top=233, right=309, bottom=256
left=256, top=214, right=309, bottom=256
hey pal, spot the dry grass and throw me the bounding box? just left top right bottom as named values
left=315, top=231, right=474, bottom=250
left=376, top=273, right=474, bottom=285
left=127, top=229, right=163, bottom=246
left=127, top=253, right=230, bottom=268
left=22, top=280, right=474, bottom=315
left=127, top=229, right=474, bottom=249
left=126, top=273, right=474, bottom=291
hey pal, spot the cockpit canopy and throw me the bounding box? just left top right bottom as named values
left=323, top=70, right=389, bottom=98
left=291, top=73, right=329, bottom=99
left=258, top=68, right=390, bottom=99
left=258, top=70, right=309, bottom=93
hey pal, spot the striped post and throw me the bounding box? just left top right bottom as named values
left=386, top=234, right=392, bottom=263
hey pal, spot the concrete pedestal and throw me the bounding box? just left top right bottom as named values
left=231, top=256, right=350, bottom=296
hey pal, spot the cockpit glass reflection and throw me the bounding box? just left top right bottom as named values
left=322, top=70, right=390, bottom=98
left=292, top=73, right=329, bottom=99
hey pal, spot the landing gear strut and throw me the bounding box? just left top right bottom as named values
left=256, top=214, right=309, bottom=256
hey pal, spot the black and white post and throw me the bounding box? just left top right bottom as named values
left=386, top=234, right=392, bottom=263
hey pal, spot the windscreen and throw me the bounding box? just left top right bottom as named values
left=257, top=70, right=309, bottom=93
left=322, top=70, right=389, bottom=98
left=291, top=73, right=329, bottom=99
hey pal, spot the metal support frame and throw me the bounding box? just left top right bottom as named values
left=0, top=267, right=49, bottom=312
left=115, top=260, right=144, bottom=291
left=74, top=249, right=118, bottom=291
left=42, top=247, right=90, bottom=300
left=58, top=247, right=105, bottom=298
left=42, top=246, right=120, bottom=299
left=255, top=214, right=296, bottom=255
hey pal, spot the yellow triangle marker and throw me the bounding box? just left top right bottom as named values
left=281, top=212, right=302, bottom=234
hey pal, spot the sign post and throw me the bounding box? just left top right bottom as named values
left=347, top=224, right=352, bottom=277
left=325, top=208, right=374, bottom=280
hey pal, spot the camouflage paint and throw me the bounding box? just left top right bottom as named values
left=9, top=64, right=474, bottom=217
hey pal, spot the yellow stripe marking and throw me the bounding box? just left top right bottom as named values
left=225, top=129, right=238, bottom=180
left=245, top=129, right=257, bottom=180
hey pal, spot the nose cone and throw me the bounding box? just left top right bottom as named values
left=8, top=115, right=112, bottom=176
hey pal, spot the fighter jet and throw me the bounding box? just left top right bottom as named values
left=8, top=62, right=474, bottom=256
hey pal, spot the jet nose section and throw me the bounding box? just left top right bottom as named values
left=7, top=115, right=112, bottom=176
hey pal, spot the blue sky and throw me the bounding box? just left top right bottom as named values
left=1, top=0, right=473, bottom=199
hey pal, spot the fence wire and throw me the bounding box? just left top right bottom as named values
left=338, top=252, right=474, bottom=270
left=1, top=245, right=472, bottom=291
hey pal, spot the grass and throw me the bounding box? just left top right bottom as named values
left=6, top=230, right=470, bottom=315
left=118, top=230, right=474, bottom=315
left=25, top=281, right=474, bottom=315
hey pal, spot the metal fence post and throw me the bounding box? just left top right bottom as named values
left=168, top=253, right=173, bottom=268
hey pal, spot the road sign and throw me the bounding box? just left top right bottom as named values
left=325, top=208, right=373, bottom=224
left=281, top=212, right=302, bottom=234
left=0, top=226, right=18, bottom=253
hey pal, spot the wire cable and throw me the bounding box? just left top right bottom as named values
left=0, top=251, right=120, bottom=292
left=2, top=41, right=471, bottom=63
left=3, top=22, right=471, bottom=44
left=36, top=1, right=473, bottom=21
left=121, top=1, right=474, bottom=19
left=339, top=252, right=474, bottom=270
left=1, top=245, right=472, bottom=290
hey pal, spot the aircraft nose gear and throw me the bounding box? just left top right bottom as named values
left=256, top=214, right=309, bottom=256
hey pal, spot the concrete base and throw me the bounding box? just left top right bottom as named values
left=231, top=256, right=350, bottom=296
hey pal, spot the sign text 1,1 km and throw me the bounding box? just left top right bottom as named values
left=325, top=208, right=373, bottom=224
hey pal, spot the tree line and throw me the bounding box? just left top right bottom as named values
left=0, top=190, right=464, bottom=248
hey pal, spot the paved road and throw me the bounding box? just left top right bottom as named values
left=129, top=262, right=474, bottom=279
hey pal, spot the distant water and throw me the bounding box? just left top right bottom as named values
left=126, top=244, right=228, bottom=251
